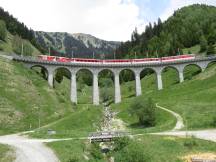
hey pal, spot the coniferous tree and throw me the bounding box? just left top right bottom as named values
left=207, top=44, right=215, bottom=55
left=0, top=20, right=7, bottom=41
left=200, top=35, right=208, bottom=52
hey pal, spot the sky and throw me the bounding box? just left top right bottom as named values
left=0, top=0, right=216, bottom=41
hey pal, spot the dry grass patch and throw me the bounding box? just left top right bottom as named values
left=183, top=152, right=216, bottom=162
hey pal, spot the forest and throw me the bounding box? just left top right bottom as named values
left=116, top=4, right=216, bottom=59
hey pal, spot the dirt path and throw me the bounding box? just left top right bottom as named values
left=156, top=104, right=184, bottom=131
left=0, top=133, right=61, bottom=162
left=153, top=129, right=216, bottom=142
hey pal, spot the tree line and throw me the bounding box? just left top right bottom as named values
left=0, top=7, right=46, bottom=53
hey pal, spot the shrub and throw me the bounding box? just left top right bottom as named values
left=115, top=142, right=150, bottom=162
left=184, top=136, right=198, bottom=149
left=129, top=97, right=156, bottom=127
left=207, top=43, right=215, bottom=55
left=100, top=87, right=113, bottom=102
left=212, top=116, right=216, bottom=127
left=113, top=137, right=130, bottom=151
left=89, top=143, right=103, bottom=160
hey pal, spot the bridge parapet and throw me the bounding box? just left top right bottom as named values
left=88, top=131, right=130, bottom=143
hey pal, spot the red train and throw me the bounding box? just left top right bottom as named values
left=38, top=54, right=195, bottom=64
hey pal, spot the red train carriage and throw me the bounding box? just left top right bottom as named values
left=38, top=54, right=195, bottom=64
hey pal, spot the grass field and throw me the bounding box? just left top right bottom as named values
left=113, top=135, right=216, bottom=162
left=47, top=135, right=216, bottom=162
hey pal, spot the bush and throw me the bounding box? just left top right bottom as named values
left=100, top=87, right=113, bottom=103
left=184, top=136, right=198, bottom=149
left=115, top=142, right=150, bottom=162
left=207, top=43, right=215, bottom=55
left=0, top=20, right=7, bottom=41
left=89, top=143, right=103, bottom=160
left=129, top=97, right=156, bottom=127
left=212, top=116, right=216, bottom=127
left=113, top=137, right=130, bottom=151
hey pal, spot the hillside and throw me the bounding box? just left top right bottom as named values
left=116, top=4, right=216, bottom=58
left=34, top=31, right=120, bottom=58
left=0, top=55, right=75, bottom=135
left=0, top=31, right=40, bottom=56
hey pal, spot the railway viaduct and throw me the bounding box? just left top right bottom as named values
left=13, top=55, right=216, bottom=105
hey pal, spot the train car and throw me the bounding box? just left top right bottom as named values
left=74, top=58, right=102, bottom=64
left=132, top=58, right=160, bottom=64
left=56, top=57, right=71, bottom=63
left=103, top=59, right=132, bottom=64
left=38, top=55, right=57, bottom=61
left=37, top=54, right=196, bottom=64
left=161, top=54, right=195, bottom=62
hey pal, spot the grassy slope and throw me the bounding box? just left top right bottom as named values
left=0, top=57, right=74, bottom=135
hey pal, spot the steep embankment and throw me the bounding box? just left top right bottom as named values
left=0, top=31, right=41, bottom=56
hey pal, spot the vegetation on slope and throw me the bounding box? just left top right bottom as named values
left=0, top=56, right=74, bottom=135
left=112, top=62, right=216, bottom=132
left=116, top=4, right=216, bottom=58
left=0, top=144, right=14, bottom=162
left=48, top=135, right=216, bottom=162
left=0, top=7, right=45, bottom=53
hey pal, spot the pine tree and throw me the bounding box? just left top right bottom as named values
left=199, top=35, right=208, bottom=52
left=0, top=20, right=7, bottom=41
left=207, top=44, right=215, bottom=55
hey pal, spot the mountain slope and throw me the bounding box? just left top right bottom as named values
left=34, top=31, right=120, bottom=58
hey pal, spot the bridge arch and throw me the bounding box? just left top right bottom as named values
left=30, top=65, right=48, bottom=80
left=207, top=60, right=216, bottom=68
left=183, top=64, right=202, bottom=80
left=53, top=67, right=71, bottom=84
left=161, top=66, right=180, bottom=88
left=76, top=68, right=93, bottom=104
left=140, top=68, right=158, bottom=91
left=119, top=69, right=136, bottom=99
left=98, top=69, right=114, bottom=104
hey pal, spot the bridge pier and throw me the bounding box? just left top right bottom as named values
left=93, top=72, right=99, bottom=105
left=135, top=72, right=142, bottom=96
left=70, top=71, right=77, bottom=104
left=179, top=71, right=184, bottom=83
left=156, top=72, right=163, bottom=90
left=114, top=71, right=121, bottom=103
left=48, top=69, right=54, bottom=87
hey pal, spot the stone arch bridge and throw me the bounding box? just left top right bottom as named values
left=13, top=55, right=216, bottom=105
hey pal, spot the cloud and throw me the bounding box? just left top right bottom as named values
left=0, top=0, right=145, bottom=41
left=160, top=0, right=216, bottom=21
